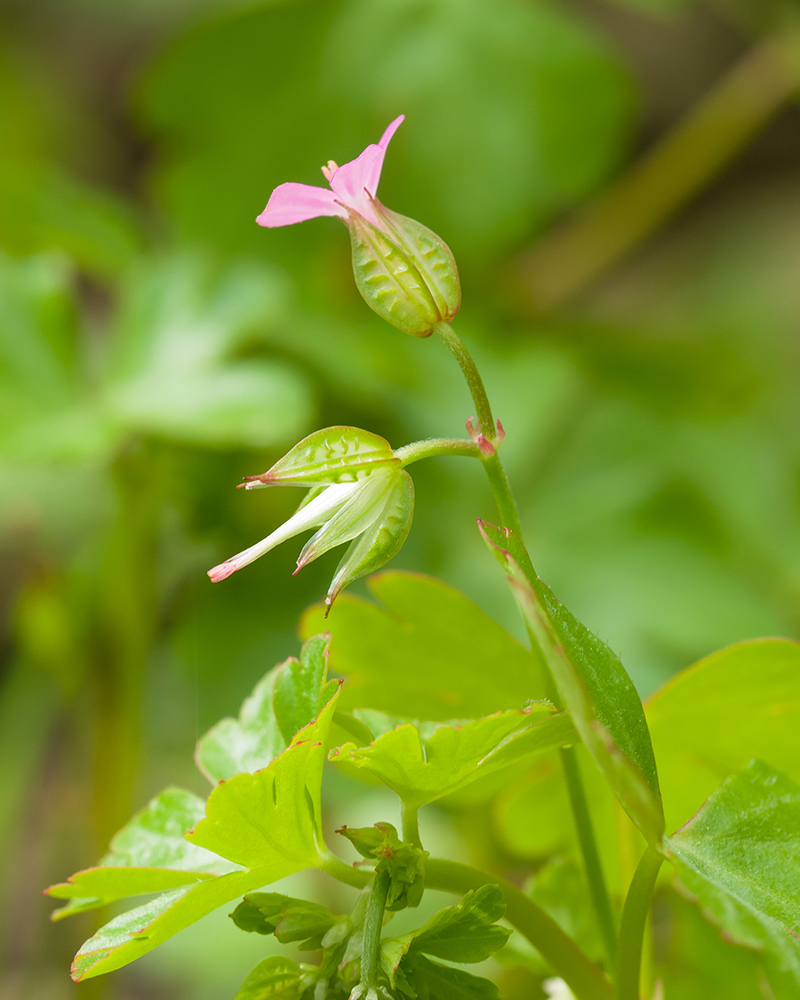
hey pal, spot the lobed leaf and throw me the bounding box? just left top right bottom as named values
left=70, top=867, right=288, bottom=981
left=46, top=787, right=234, bottom=917
left=329, top=707, right=575, bottom=808
left=65, top=688, right=340, bottom=980
left=196, top=634, right=331, bottom=783
left=655, top=886, right=772, bottom=1000
left=480, top=521, right=664, bottom=844
left=187, top=688, right=340, bottom=867
left=665, top=760, right=800, bottom=999
left=301, top=571, right=543, bottom=719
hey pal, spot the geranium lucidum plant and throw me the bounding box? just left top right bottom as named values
left=50, top=118, right=800, bottom=1000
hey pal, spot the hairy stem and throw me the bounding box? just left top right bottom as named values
left=395, top=438, right=480, bottom=465
left=516, top=31, right=800, bottom=312
left=615, top=846, right=664, bottom=1000
left=434, top=321, right=495, bottom=437
left=434, top=319, right=616, bottom=964
left=361, top=870, right=391, bottom=989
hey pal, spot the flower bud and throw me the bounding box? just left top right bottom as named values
left=348, top=205, right=460, bottom=338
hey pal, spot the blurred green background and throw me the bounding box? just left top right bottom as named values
left=2, top=0, right=800, bottom=997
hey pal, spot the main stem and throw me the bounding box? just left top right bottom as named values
left=434, top=319, right=617, bottom=964
left=321, top=854, right=611, bottom=1000
left=615, top=847, right=664, bottom=1000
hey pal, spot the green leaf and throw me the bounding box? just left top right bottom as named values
left=300, top=571, right=544, bottom=719
left=105, top=253, right=312, bottom=449
left=233, top=956, right=309, bottom=1000
left=329, top=707, right=575, bottom=808
left=231, top=893, right=339, bottom=949
left=665, top=760, right=800, bottom=999
left=480, top=521, right=664, bottom=844
left=186, top=688, right=340, bottom=867
left=272, top=635, right=331, bottom=745
left=69, top=868, right=288, bottom=982
left=0, top=252, right=110, bottom=463
left=0, top=162, right=141, bottom=282
left=655, top=887, right=768, bottom=1000
left=646, top=638, right=800, bottom=832
left=47, top=787, right=234, bottom=916
left=407, top=885, right=510, bottom=963
left=245, top=425, right=400, bottom=488
left=400, top=954, right=501, bottom=1000
left=67, top=690, right=341, bottom=980
left=196, top=635, right=331, bottom=783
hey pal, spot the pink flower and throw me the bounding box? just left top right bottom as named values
left=256, top=116, right=405, bottom=231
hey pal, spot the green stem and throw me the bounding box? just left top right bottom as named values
left=361, top=870, right=391, bottom=989
left=614, top=846, right=663, bottom=1000
left=395, top=438, right=480, bottom=465
left=320, top=851, right=372, bottom=889
left=481, top=452, right=523, bottom=536
left=434, top=322, right=495, bottom=437
left=434, top=319, right=616, bottom=966
left=425, top=860, right=612, bottom=1000
left=402, top=804, right=421, bottom=848
left=562, top=746, right=618, bottom=966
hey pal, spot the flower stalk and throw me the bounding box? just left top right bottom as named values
left=434, top=318, right=618, bottom=969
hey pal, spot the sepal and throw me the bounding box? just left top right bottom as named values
left=326, top=470, right=414, bottom=611
left=242, top=427, right=399, bottom=489
left=348, top=206, right=459, bottom=338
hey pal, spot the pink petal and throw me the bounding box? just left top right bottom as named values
left=378, top=115, right=405, bottom=152
left=366, top=114, right=404, bottom=194
left=328, top=115, right=405, bottom=218
left=256, top=182, right=346, bottom=228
